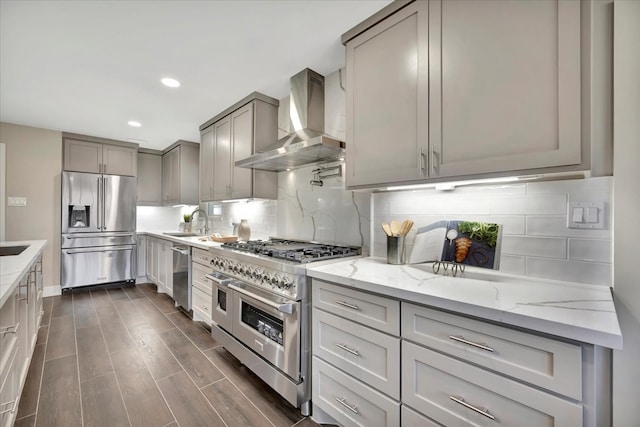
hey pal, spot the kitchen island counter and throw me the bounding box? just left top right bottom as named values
left=0, top=240, right=46, bottom=307
left=307, top=257, right=622, bottom=349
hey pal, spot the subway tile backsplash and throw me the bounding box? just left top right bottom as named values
left=372, top=176, right=613, bottom=286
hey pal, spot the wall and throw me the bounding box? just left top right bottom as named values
left=207, top=200, right=278, bottom=241
left=0, top=122, right=62, bottom=288
left=612, top=0, right=640, bottom=424
left=0, top=143, right=5, bottom=241
left=373, top=177, right=613, bottom=286
left=136, top=205, right=197, bottom=232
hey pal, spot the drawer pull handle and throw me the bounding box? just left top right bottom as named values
left=335, top=397, right=358, bottom=414
left=450, top=396, right=495, bottom=420
left=449, top=335, right=494, bottom=352
left=0, top=399, right=18, bottom=415
left=0, top=323, right=19, bottom=335
left=335, top=343, right=360, bottom=356
left=335, top=300, right=359, bottom=311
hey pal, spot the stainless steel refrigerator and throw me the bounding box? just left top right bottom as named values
left=61, top=171, right=137, bottom=289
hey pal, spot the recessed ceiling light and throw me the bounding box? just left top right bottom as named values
left=161, top=77, right=180, bottom=88
left=128, top=120, right=141, bottom=127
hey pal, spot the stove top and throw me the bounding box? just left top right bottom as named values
left=221, top=238, right=360, bottom=264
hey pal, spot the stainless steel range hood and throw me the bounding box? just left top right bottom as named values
left=235, top=68, right=345, bottom=172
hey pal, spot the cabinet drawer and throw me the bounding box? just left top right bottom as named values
left=402, top=341, right=582, bottom=427
left=192, top=248, right=212, bottom=266
left=313, top=356, right=399, bottom=427
left=402, top=302, right=582, bottom=399
left=312, top=279, right=399, bottom=335
left=192, top=262, right=212, bottom=295
left=0, top=288, right=20, bottom=374
left=313, top=309, right=400, bottom=399
left=0, top=342, right=19, bottom=427
left=192, top=286, right=212, bottom=323
left=401, top=405, right=442, bottom=427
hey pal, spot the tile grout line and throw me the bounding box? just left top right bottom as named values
left=72, top=293, right=86, bottom=427
left=97, top=291, right=134, bottom=427
left=20, top=300, right=53, bottom=425
left=115, top=285, right=181, bottom=427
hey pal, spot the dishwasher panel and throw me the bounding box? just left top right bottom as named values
left=172, top=245, right=192, bottom=315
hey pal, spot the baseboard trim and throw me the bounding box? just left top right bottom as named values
left=43, top=286, right=62, bottom=297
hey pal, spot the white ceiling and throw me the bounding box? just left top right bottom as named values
left=0, top=0, right=391, bottom=150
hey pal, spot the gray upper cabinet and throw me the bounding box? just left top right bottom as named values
left=63, top=136, right=137, bottom=176
left=345, top=1, right=429, bottom=188
left=137, top=150, right=162, bottom=205
left=199, top=93, right=278, bottom=202
left=343, top=0, right=583, bottom=189
left=161, top=141, right=199, bottom=206
left=199, top=126, right=215, bottom=202
left=429, top=0, right=581, bottom=178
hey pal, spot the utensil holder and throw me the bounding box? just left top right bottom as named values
left=387, top=236, right=406, bottom=265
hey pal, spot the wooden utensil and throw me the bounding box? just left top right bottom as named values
left=390, top=220, right=401, bottom=236
left=382, top=223, right=392, bottom=236
left=400, top=219, right=414, bottom=236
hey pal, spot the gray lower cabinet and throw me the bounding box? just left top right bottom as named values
left=343, top=0, right=586, bottom=189
left=137, top=150, right=162, bottom=205
left=311, top=279, right=611, bottom=427
left=312, top=279, right=401, bottom=426
left=0, top=256, right=43, bottom=427
left=191, top=248, right=213, bottom=325
left=199, top=93, right=279, bottom=202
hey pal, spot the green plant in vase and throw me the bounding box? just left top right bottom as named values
left=183, top=213, right=192, bottom=232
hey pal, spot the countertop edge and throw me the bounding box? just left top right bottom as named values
left=137, top=231, right=223, bottom=250
left=0, top=240, right=47, bottom=308
left=307, top=263, right=623, bottom=350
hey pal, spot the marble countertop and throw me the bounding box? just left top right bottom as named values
left=138, top=231, right=224, bottom=250
left=1, top=240, right=47, bottom=308
left=307, top=257, right=622, bottom=349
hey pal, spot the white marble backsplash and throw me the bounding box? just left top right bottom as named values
left=277, top=163, right=370, bottom=253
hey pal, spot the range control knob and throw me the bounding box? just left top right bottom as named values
left=271, top=275, right=280, bottom=286
left=282, top=278, right=294, bottom=289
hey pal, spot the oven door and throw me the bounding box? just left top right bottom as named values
left=206, top=272, right=233, bottom=332
left=229, top=282, right=300, bottom=380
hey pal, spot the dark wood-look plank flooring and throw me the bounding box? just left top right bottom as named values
left=17, top=283, right=325, bottom=427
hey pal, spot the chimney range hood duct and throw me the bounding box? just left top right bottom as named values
left=235, top=68, right=345, bottom=172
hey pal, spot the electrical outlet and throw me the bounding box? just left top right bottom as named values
left=8, top=196, right=27, bottom=207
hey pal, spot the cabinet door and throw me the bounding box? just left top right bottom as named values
left=146, top=238, right=156, bottom=283
left=163, top=242, right=173, bottom=296
left=162, top=148, right=180, bottom=205
left=429, top=0, right=581, bottom=178
left=230, top=103, right=254, bottom=199
left=137, top=153, right=162, bottom=205
left=63, top=139, right=102, bottom=173
left=345, top=1, right=429, bottom=188
left=137, top=235, right=146, bottom=277
left=213, top=115, right=232, bottom=200
left=199, top=127, right=215, bottom=201
left=156, top=241, right=167, bottom=292
left=103, top=144, right=137, bottom=176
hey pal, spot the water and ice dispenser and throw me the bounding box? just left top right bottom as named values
left=69, top=205, right=90, bottom=228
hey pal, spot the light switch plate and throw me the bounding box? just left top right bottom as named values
left=8, top=196, right=27, bottom=207
left=568, top=202, right=605, bottom=229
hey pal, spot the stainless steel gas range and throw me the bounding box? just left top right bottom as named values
left=206, top=238, right=360, bottom=415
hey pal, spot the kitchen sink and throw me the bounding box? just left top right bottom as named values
left=0, top=245, right=30, bottom=256
left=163, top=232, right=199, bottom=237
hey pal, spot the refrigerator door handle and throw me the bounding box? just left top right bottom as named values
left=64, top=245, right=133, bottom=254
left=97, top=176, right=102, bottom=231
left=102, top=176, right=107, bottom=231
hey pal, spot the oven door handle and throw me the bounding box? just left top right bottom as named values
left=205, top=273, right=232, bottom=286
left=228, top=283, right=295, bottom=315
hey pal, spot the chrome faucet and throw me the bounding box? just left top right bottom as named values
left=190, top=208, right=209, bottom=234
